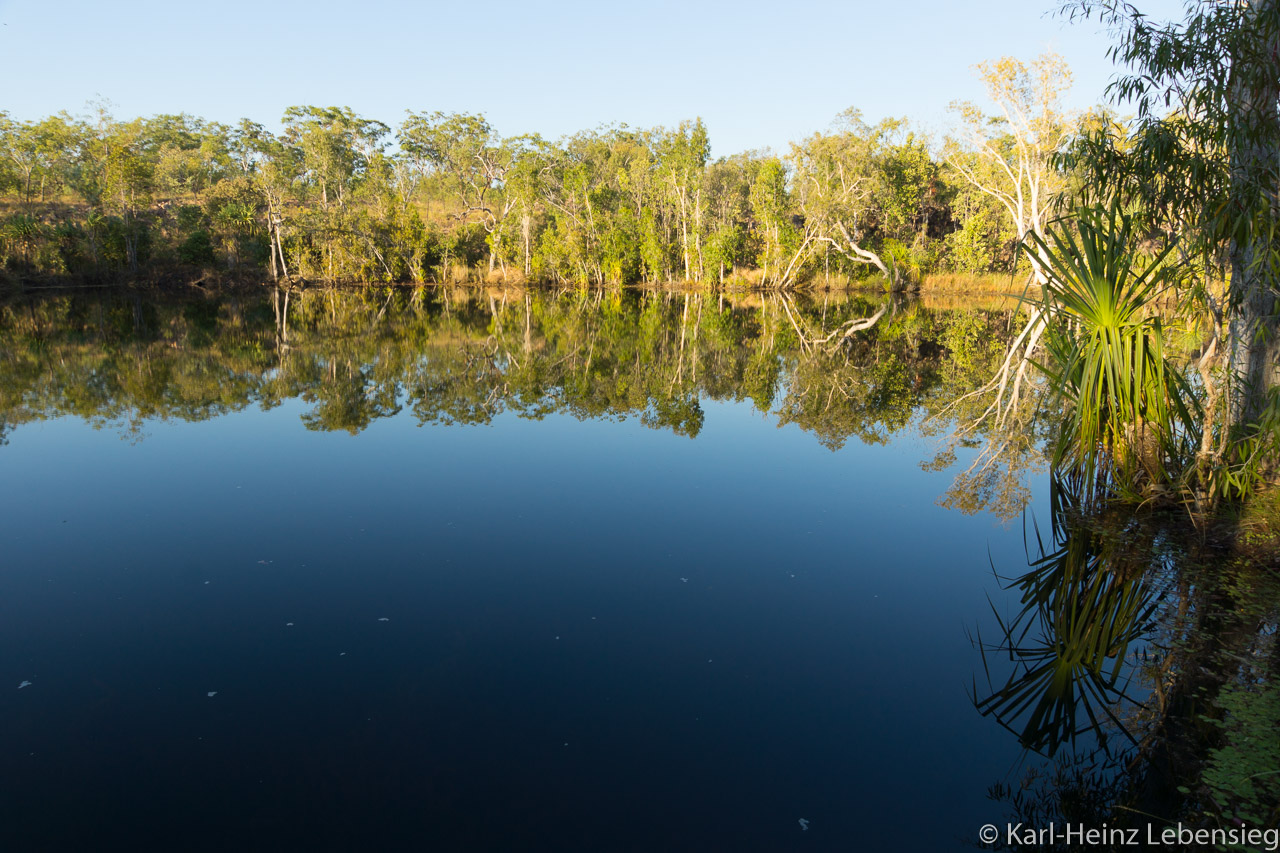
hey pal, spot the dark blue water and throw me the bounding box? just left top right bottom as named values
left=0, top=292, right=1047, bottom=852
left=0, top=397, right=1043, bottom=851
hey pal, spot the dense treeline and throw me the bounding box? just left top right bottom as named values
left=0, top=90, right=1072, bottom=288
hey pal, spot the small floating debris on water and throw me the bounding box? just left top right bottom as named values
left=203, top=581, right=210, bottom=585
left=256, top=560, right=272, bottom=565
left=554, top=636, right=560, bottom=640
left=798, top=818, right=810, bottom=831
left=339, top=652, right=347, bottom=656
left=207, top=691, right=217, bottom=698
left=680, top=578, right=689, bottom=583
left=286, top=622, right=294, bottom=627
left=18, top=680, right=32, bottom=689
left=377, top=617, right=389, bottom=622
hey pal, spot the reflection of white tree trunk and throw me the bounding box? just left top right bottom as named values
left=945, top=54, right=1072, bottom=430
left=777, top=293, right=888, bottom=355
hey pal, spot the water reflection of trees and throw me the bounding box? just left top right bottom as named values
left=974, top=477, right=1168, bottom=759
left=976, top=475, right=1280, bottom=848
left=0, top=286, right=1019, bottom=451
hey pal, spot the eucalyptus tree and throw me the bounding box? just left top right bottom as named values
left=280, top=106, right=389, bottom=279
left=0, top=114, right=45, bottom=207
left=281, top=106, right=388, bottom=212
left=0, top=113, right=13, bottom=195
left=217, top=119, right=297, bottom=276
left=397, top=110, right=526, bottom=274
left=531, top=127, right=649, bottom=284
left=536, top=130, right=611, bottom=284
left=1062, top=0, right=1280, bottom=480
left=250, top=131, right=301, bottom=280
left=874, top=121, right=944, bottom=276
left=947, top=53, right=1074, bottom=281
left=787, top=111, right=902, bottom=285
left=749, top=157, right=801, bottom=287
left=228, top=120, right=271, bottom=176
left=652, top=119, right=711, bottom=281
left=0, top=113, right=85, bottom=207
left=399, top=111, right=501, bottom=217
left=702, top=155, right=756, bottom=282
left=499, top=134, right=552, bottom=276
left=94, top=117, right=155, bottom=272
left=142, top=113, right=231, bottom=200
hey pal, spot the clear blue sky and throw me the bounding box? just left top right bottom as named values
left=0, top=0, right=1185, bottom=156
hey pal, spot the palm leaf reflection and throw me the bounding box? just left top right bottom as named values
left=973, top=480, right=1164, bottom=757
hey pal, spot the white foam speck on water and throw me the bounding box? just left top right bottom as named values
left=680, top=578, right=689, bottom=583
left=18, top=681, right=31, bottom=689
left=377, top=618, right=389, bottom=622
left=207, top=691, right=217, bottom=698
left=339, top=652, right=346, bottom=656
left=798, top=819, right=810, bottom=831
left=286, top=622, right=294, bottom=627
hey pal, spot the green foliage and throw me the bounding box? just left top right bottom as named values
left=0, top=289, right=1014, bottom=449
left=178, top=230, right=216, bottom=266
left=944, top=181, right=1012, bottom=274
left=1216, top=390, right=1280, bottom=501
left=1200, top=681, right=1280, bottom=827
left=1061, top=0, right=1280, bottom=479
left=1, top=214, right=47, bottom=267
left=175, top=204, right=205, bottom=233
left=0, top=98, right=1057, bottom=285
left=1027, top=202, right=1200, bottom=499
left=940, top=310, right=1004, bottom=372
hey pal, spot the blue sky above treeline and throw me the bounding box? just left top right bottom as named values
left=0, top=0, right=1187, bottom=155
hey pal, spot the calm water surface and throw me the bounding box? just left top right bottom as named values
left=0, top=288, right=1047, bottom=851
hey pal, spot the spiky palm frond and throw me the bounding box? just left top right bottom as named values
left=1026, top=202, right=1201, bottom=501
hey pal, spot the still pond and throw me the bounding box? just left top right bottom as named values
left=0, top=286, right=1172, bottom=851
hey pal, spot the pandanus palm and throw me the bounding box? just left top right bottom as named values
left=1026, top=203, right=1201, bottom=502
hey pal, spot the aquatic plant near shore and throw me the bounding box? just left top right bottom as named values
left=1026, top=203, right=1201, bottom=505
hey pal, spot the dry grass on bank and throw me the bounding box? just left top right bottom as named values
left=918, top=272, right=1026, bottom=294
